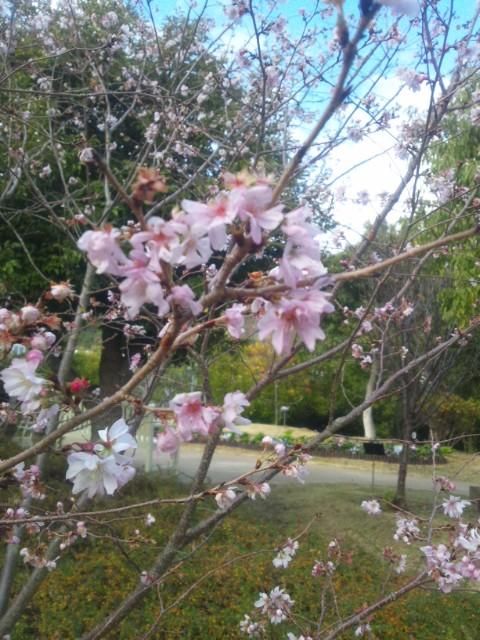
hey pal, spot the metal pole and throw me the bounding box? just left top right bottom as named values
left=145, top=414, right=153, bottom=474
left=274, top=381, right=279, bottom=425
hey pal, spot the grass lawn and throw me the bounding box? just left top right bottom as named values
left=9, top=470, right=480, bottom=639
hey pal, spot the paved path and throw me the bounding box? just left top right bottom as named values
left=141, top=443, right=471, bottom=495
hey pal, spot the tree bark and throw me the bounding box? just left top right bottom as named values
left=89, top=322, right=133, bottom=437
left=362, top=356, right=378, bottom=440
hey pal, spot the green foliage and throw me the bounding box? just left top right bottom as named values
left=427, top=392, right=480, bottom=450
left=207, top=338, right=396, bottom=434
left=71, top=348, right=101, bottom=386
left=418, top=86, right=480, bottom=327
left=250, top=432, right=265, bottom=445
left=155, top=321, right=397, bottom=436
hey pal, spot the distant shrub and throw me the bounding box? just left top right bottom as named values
left=72, top=348, right=101, bottom=385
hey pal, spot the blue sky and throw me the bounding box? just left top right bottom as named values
left=146, top=0, right=477, bottom=243
left=151, top=0, right=474, bottom=29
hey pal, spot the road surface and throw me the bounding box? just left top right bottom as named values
left=140, top=442, right=471, bottom=495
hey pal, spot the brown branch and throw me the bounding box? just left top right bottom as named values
left=322, top=572, right=429, bottom=639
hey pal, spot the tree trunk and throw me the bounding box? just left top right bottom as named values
left=362, top=356, right=378, bottom=440
left=90, top=322, right=132, bottom=437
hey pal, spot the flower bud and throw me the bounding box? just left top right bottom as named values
left=50, top=282, right=74, bottom=302
left=21, top=305, right=40, bottom=324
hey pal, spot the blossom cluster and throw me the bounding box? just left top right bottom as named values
left=260, top=436, right=312, bottom=483
left=361, top=499, right=382, bottom=516
left=359, top=487, right=480, bottom=595
left=20, top=547, right=58, bottom=572
left=254, top=586, right=294, bottom=625
left=156, top=390, right=250, bottom=456
left=13, top=463, right=45, bottom=500
left=272, top=538, right=299, bottom=569
left=0, top=305, right=60, bottom=415
left=77, top=172, right=334, bottom=356
left=421, top=522, right=480, bottom=593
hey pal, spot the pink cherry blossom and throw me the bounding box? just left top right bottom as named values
left=272, top=538, right=299, bottom=568
left=156, top=426, right=182, bottom=455
left=442, top=495, right=471, bottom=519
left=168, top=285, right=202, bottom=316
left=351, top=343, right=363, bottom=359
left=274, top=442, right=286, bottom=456
left=257, top=288, right=334, bottom=355
left=77, top=228, right=127, bottom=275
left=455, top=526, right=480, bottom=554
left=182, top=193, right=237, bottom=250
left=118, top=250, right=169, bottom=319
left=25, top=349, right=44, bottom=365
left=20, top=305, right=40, bottom=324
left=30, top=335, right=48, bottom=351
left=282, top=461, right=308, bottom=483
left=395, top=554, right=407, bottom=574
left=224, top=304, right=245, bottom=339
left=176, top=218, right=213, bottom=269
left=129, top=353, right=141, bottom=372
left=435, top=476, right=456, bottom=493
left=115, top=463, right=136, bottom=489
left=222, top=391, right=250, bottom=431
left=215, top=487, right=237, bottom=510
left=233, top=184, right=284, bottom=245
left=66, top=451, right=135, bottom=498
left=245, top=482, right=271, bottom=500
left=254, top=586, right=294, bottom=624
left=169, top=392, right=219, bottom=439
left=145, top=513, right=156, bottom=526
left=130, top=216, right=184, bottom=269
left=421, top=544, right=461, bottom=593
left=394, top=517, right=420, bottom=544
left=312, top=560, right=335, bottom=577
left=354, top=624, right=372, bottom=637
left=13, top=463, right=45, bottom=499
left=273, top=206, right=327, bottom=287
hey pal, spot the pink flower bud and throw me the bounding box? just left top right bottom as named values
left=26, top=349, right=44, bottom=365
left=274, top=443, right=286, bottom=457
left=21, top=305, right=40, bottom=324
left=68, top=378, right=90, bottom=395
left=44, top=332, right=56, bottom=346
left=50, top=282, right=74, bottom=302
left=30, top=335, right=48, bottom=351
left=0, top=308, right=11, bottom=323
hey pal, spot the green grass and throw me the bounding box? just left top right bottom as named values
left=6, top=474, right=480, bottom=639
